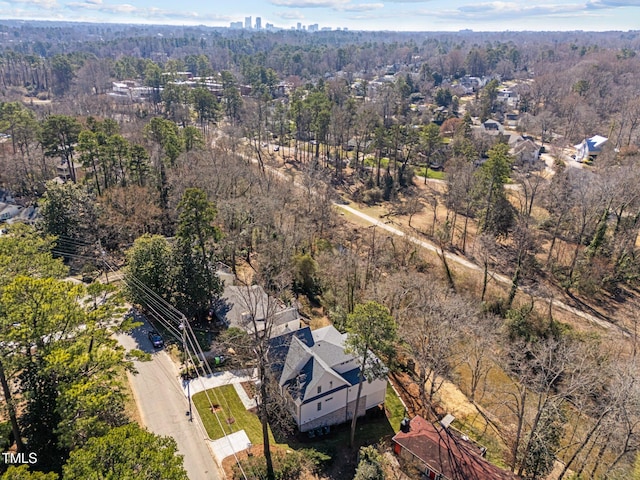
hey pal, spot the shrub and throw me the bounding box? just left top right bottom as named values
left=363, top=187, right=383, bottom=205
left=354, top=446, right=385, bottom=480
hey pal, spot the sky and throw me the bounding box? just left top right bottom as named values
left=1, top=0, right=639, bottom=32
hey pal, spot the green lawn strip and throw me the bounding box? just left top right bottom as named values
left=363, top=156, right=390, bottom=168
left=427, top=169, right=446, bottom=180
left=193, top=384, right=276, bottom=446
left=284, top=414, right=396, bottom=455
left=384, top=383, right=406, bottom=431
left=194, top=382, right=404, bottom=453
left=420, top=168, right=446, bottom=180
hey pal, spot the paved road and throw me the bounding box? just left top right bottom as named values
left=116, top=315, right=221, bottom=480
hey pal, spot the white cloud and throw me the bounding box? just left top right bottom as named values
left=279, top=10, right=306, bottom=19
left=66, top=2, right=135, bottom=13
left=271, top=0, right=384, bottom=12
left=418, top=1, right=603, bottom=21
left=271, top=0, right=350, bottom=8
left=587, top=0, right=640, bottom=7
left=9, top=0, right=58, bottom=8
left=63, top=2, right=229, bottom=22
left=343, top=2, right=384, bottom=11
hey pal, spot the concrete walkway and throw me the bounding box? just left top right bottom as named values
left=233, top=383, right=258, bottom=410
left=184, top=368, right=259, bottom=465
left=209, top=430, right=252, bottom=466
left=184, top=368, right=256, bottom=396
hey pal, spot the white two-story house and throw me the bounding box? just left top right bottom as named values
left=269, top=325, right=387, bottom=433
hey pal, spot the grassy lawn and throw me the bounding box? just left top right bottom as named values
left=193, top=382, right=404, bottom=453
left=363, top=156, right=390, bottom=168
left=427, top=169, right=446, bottom=180
left=193, top=384, right=277, bottom=446
left=419, top=167, right=446, bottom=180
left=385, top=383, right=406, bottom=431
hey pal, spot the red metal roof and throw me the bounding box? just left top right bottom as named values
left=392, top=416, right=520, bottom=480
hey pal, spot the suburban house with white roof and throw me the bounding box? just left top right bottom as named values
left=268, top=325, right=387, bottom=433
left=574, top=135, right=608, bottom=163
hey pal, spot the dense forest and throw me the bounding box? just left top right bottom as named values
left=1, top=21, right=640, bottom=480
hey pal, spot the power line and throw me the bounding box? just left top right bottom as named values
left=119, top=264, right=240, bottom=434
left=51, top=241, right=249, bottom=480
left=96, top=248, right=249, bottom=480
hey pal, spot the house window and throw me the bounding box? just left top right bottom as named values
left=425, top=468, right=438, bottom=480
left=317, top=385, right=322, bottom=394
left=317, top=402, right=322, bottom=411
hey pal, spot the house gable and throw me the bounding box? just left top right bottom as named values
left=280, top=336, right=350, bottom=404
left=268, top=325, right=388, bottom=432
left=278, top=337, right=314, bottom=389
left=574, top=135, right=608, bottom=162
left=309, top=326, right=355, bottom=372
left=511, top=138, right=541, bottom=164
left=301, top=369, right=349, bottom=405
left=393, top=416, right=520, bottom=480
left=269, top=327, right=314, bottom=378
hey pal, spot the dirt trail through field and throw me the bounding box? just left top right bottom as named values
left=242, top=146, right=630, bottom=338
left=335, top=203, right=630, bottom=338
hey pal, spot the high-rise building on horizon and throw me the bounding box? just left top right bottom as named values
left=296, top=22, right=302, bottom=30
left=230, top=21, right=243, bottom=29
left=245, top=16, right=252, bottom=29
left=255, top=17, right=261, bottom=30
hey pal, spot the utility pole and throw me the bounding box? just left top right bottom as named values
left=179, top=319, right=193, bottom=421
left=97, top=239, right=109, bottom=283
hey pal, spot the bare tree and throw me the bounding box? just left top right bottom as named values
left=474, top=233, right=499, bottom=302
left=557, top=352, right=640, bottom=479
left=398, top=277, right=471, bottom=417
left=445, top=157, right=476, bottom=252
left=459, top=314, right=499, bottom=403
left=229, top=281, right=285, bottom=480
left=506, top=217, right=538, bottom=310
left=496, top=336, right=603, bottom=477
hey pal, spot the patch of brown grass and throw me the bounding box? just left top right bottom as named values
left=221, top=444, right=325, bottom=480
left=122, top=372, right=143, bottom=425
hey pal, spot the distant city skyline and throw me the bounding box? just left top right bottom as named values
left=0, top=0, right=638, bottom=32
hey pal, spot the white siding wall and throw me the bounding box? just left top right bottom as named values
left=298, top=375, right=388, bottom=428
left=365, top=378, right=387, bottom=408
left=346, top=377, right=387, bottom=410
left=575, top=140, right=588, bottom=162
left=299, top=386, right=348, bottom=426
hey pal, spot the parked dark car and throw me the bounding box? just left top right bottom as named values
left=148, top=330, right=164, bottom=348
